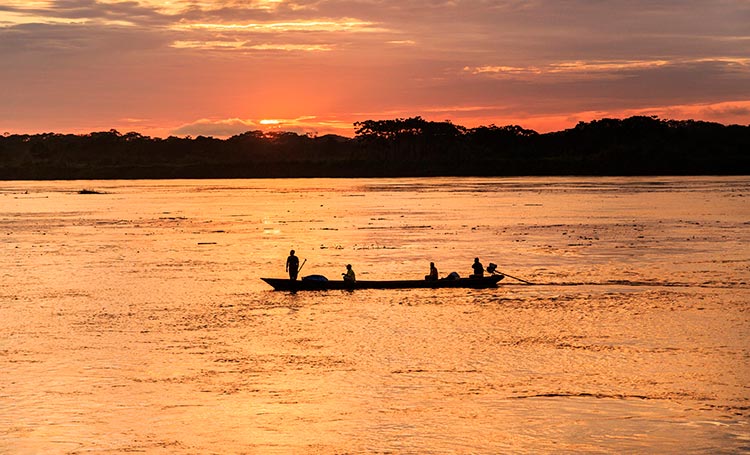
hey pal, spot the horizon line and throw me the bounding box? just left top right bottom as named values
left=3, top=114, right=748, bottom=141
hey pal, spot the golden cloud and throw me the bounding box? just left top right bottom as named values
left=170, top=40, right=332, bottom=52
left=174, top=19, right=381, bottom=33
left=465, top=58, right=750, bottom=78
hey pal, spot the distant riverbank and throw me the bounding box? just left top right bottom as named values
left=2, top=116, right=748, bottom=179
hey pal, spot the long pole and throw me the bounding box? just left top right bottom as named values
left=494, top=270, right=533, bottom=285
left=297, top=258, right=307, bottom=275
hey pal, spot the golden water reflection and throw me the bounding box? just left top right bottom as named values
left=1, top=177, right=748, bottom=453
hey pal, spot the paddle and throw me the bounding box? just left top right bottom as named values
left=493, top=270, right=533, bottom=285
left=487, top=262, right=533, bottom=284
left=297, top=258, right=307, bottom=275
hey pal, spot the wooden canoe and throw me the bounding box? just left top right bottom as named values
left=261, top=274, right=504, bottom=291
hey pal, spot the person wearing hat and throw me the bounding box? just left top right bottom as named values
left=286, top=250, right=300, bottom=280
left=342, top=264, right=356, bottom=283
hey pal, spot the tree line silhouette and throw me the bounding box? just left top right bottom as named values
left=1, top=116, right=748, bottom=179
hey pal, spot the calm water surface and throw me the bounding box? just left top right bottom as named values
left=1, top=177, right=749, bottom=454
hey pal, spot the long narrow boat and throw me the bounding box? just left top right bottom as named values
left=261, top=274, right=504, bottom=291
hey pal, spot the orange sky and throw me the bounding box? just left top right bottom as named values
left=1, top=1, right=749, bottom=138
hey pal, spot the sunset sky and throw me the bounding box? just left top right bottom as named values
left=1, top=0, right=749, bottom=138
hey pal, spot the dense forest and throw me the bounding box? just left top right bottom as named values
left=1, top=116, right=749, bottom=179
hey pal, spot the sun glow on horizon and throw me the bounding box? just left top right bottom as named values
left=2, top=1, right=747, bottom=140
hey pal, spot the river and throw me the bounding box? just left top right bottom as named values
left=1, top=177, right=748, bottom=453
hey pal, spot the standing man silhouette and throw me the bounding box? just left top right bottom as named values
left=286, top=250, right=300, bottom=280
